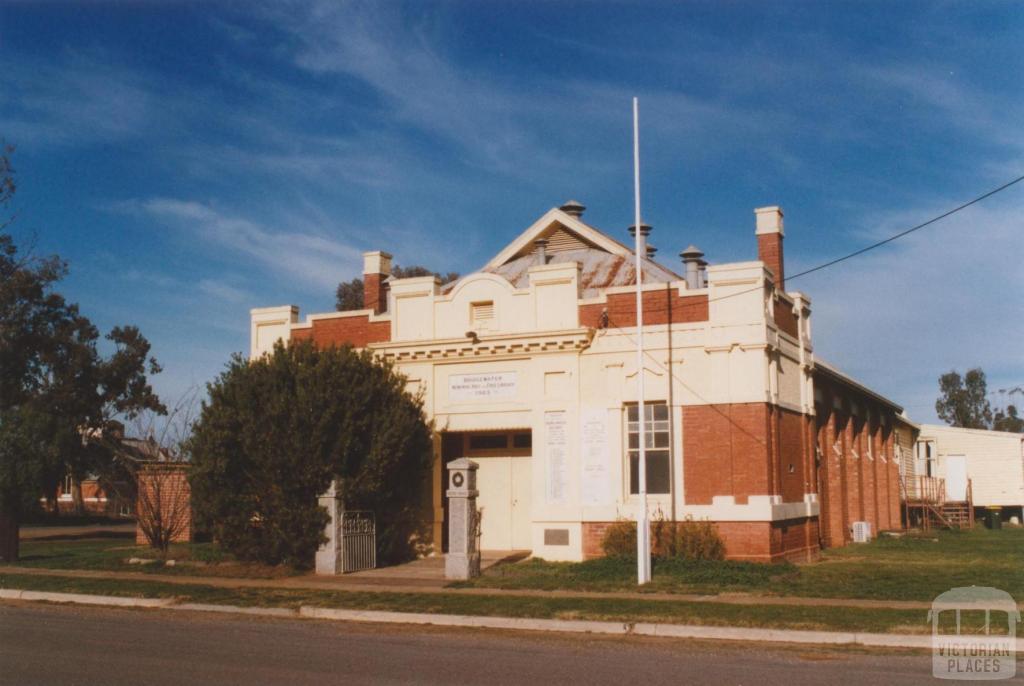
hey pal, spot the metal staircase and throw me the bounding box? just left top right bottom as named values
left=906, top=476, right=975, bottom=530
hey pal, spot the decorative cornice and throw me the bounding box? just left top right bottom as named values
left=370, top=328, right=593, bottom=362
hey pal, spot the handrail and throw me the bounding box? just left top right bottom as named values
left=918, top=476, right=946, bottom=504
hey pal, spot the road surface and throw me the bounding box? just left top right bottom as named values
left=1, top=601, right=946, bottom=685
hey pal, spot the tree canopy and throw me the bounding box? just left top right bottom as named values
left=336, top=265, right=459, bottom=311
left=188, top=341, right=433, bottom=568
left=0, top=145, right=164, bottom=522
left=936, top=368, right=1023, bottom=433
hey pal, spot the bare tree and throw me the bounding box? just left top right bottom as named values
left=93, top=388, right=199, bottom=558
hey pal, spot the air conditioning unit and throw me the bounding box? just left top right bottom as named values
left=852, top=521, right=872, bottom=543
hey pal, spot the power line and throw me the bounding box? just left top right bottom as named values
left=597, top=173, right=1024, bottom=424
left=706, top=172, right=1024, bottom=305
left=786, top=173, right=1024, bottom=284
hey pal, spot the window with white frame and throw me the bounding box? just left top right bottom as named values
left=60, top=473, right=73, bottom=499
left=627, top=402, right=671, bottom=495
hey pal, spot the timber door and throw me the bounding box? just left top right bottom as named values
left=946, top=455, right=968, bottom=501
left=510, top=455, right=532, bottom=550
left=462, top=430, right=533, bottom=552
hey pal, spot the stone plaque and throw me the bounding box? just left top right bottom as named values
left=544, top=528, right=570, bottom=546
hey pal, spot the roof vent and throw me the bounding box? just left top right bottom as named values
left=680, top=244, right=705, bottom=289
left=646, top=245, right=657, bottom=260
left=560, top=199, right=586, bottom=218
left=628, top=222, right=652, bottom=260
left=534, top=238, right=548, bottom=266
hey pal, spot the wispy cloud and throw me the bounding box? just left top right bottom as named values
left=198, top=278, right=250, bottom=304
left=799, top=198, right=1024, bottom=422
left=0, top=50, right=165, bottom=146
left=115, top=198, right=363, bottom=290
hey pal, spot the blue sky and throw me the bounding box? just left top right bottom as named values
left=2, top=1, right=1022, bottom=423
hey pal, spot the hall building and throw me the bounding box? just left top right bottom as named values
left=250, top=200, right=905, bottom=562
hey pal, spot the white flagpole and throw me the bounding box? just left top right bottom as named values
left=633, top=97, right=651, bottom=585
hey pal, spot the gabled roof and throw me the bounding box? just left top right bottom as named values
left=463, top=205, right=681, bottom=298
left=814, top=359, right=904, bottom=413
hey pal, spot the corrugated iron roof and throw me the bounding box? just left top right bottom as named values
left=486, top=248, right=679, bottom=297
left=443, top=217, right=682, bottom=298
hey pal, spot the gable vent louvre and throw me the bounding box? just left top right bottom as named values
left=546, top=227, right=589, bottom=253
left=471, top=301, right=495, bottom=329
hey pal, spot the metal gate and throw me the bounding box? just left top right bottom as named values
left=341, top=511, right=376, bottom=573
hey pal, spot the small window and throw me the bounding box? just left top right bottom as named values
left=471, top=301, right=495, bottom=330
left=59, top=473, right=73, bottom=500
left=469, top=434, right=507, bottom=451
left=626, top=403, right=671, bottom=494
left=512, top=432, right=532, bottom=449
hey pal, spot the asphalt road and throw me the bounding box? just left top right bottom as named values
left=1, top=602, right=953, bottom=685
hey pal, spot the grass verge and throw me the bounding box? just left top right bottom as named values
left=465, top=528, right=1024, bottom=601
left=0, top=571, right=934, bottom=634
left=14, top=536, right=299, bottom=579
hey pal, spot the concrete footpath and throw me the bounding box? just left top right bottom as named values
left=5, top=587, right=1002, bottom=651
left=0, top=564, right=946, bottom=611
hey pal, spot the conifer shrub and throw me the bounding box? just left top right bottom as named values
left=189, top=341, right=433, bottom=568
left=602, top=514, right=726, bottom=562
left=653, top=513, right=726, bottom=561
left=599, top=519, right=637, bottom=559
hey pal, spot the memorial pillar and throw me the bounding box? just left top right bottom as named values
left=445, top=458, right=480, bottom=580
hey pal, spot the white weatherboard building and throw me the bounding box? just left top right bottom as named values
left=914, top=424, right=1024, bottom=517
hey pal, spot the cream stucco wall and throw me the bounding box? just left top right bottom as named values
left=249, top=241, right=821, bottom=560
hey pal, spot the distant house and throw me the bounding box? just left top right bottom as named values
left=912, top=424, right=1024, bottom=522
left=48, top=435, right=173, bottom=518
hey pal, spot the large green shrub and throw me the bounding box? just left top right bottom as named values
left=189, top=341, right=433, bottom=568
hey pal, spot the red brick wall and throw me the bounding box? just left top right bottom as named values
left=813, top=377, right=905, bottom=549
left=53, top=479, right=118, bottom=515
left=579, top=289, right=709, bottom=329
left=777, top=408, right=808, bottom=503
left=773, top=299, right=799, bottom=338
left=682, top=403, right=773, bottom=505
left=582, top=521, right=615, bottom=559
left=135, top=465, right=192, bottom=545
left=291, top=315, right=391, bottom=349
left=757, top=232, right=785, bottom=290
left=847, top=415, right=864, bottom=524
left=817, top=409, right=846, bottom=547
left=364, top=273, right=387, bottom=314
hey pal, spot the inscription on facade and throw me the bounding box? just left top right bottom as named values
left=448, top=372, right=518, bottom=402
left=545, top=410, right=568, bottom=504
left=580, top=407, right=612, bottom=505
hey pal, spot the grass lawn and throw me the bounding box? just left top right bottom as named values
left=13, top=535, right=300, bottom=579
left=11, top=527, right=1023, bottom=603
left=0, top=571, right=936, bottom=634
left=464, top=527, right=1024, bottom=602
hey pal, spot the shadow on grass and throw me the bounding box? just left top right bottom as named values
left=24, top=531, right=135, bottom=542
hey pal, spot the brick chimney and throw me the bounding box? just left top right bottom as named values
left=362, top=250, right=392, bottom=314
left=755, top=206, right=785, bottom=290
